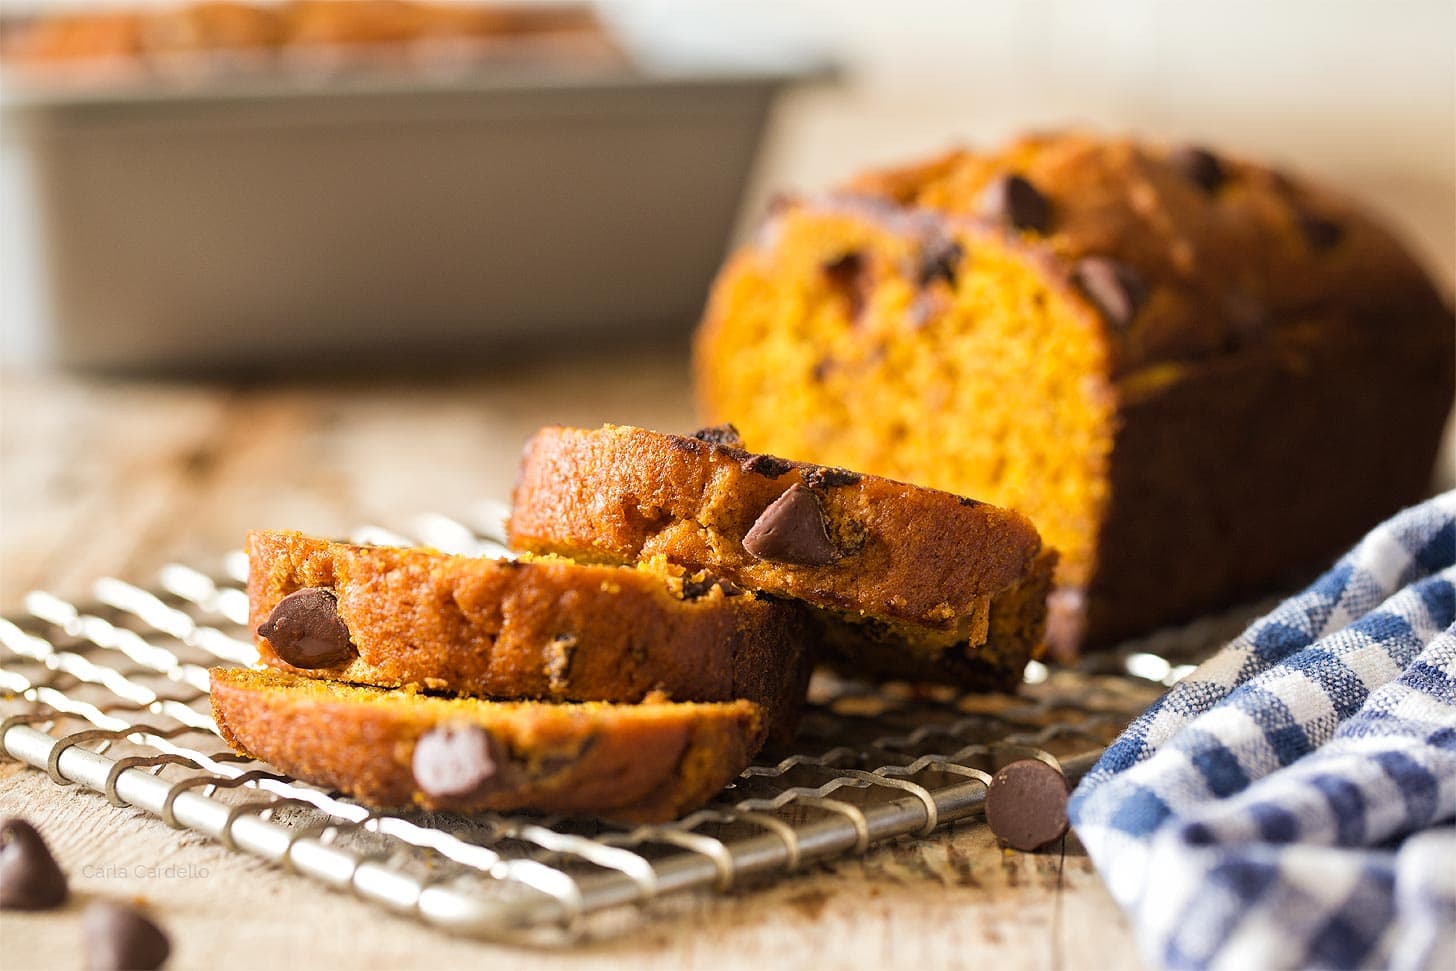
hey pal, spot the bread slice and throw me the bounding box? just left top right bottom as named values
left=210, top=667, right=759, bottom=822
left=507, top=424, right=1055, bottom=690
left=247, top=530, right=811, bottom=743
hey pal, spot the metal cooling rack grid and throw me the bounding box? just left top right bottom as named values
left=0, top=507, right=1254, bottom=944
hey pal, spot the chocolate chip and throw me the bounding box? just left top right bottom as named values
left=823, top=251, right=871, bottom=320
left=985, top=758, right=1071, bottom=851
left=956, top=496, right=982, bottom=507
left=412, top=724, right=502, bottom=804
left=1297, top=211, right=1344, bottom=252
left=917, top=234, right=964, bottom=288
left=803, top=466, right=861, bottom=489
left=691, top=424, right=743, bottom=447
left=978, top=174, right=1050, bottom=232
left=742, top=484, right=837, bottom=566
left=545, top=635, right=576, bottom=693
left=810, top=358, right=834, bottom=383
left=1072, top=257, right=1147, bottom=328
left=1168, top=145, right=1226, bottom=193
left=0, top=818, right=67, bottom=910
left=84, top=902, right=170, bottom=971
left=741, top=453, right=792, bottom=479
left=257, top=588, right=355, bottom=669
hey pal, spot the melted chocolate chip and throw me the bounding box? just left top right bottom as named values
left=412, top=724, right=502, bottom=805
left=810, top=358, right=834, bottom=383
left=823, top=251, right=871, bottom=320
left=956, top=496, right=983, bottom=508
left=917, top=234, right=964, bottom=288
left=1072, top=257, right=1147, bottom=328
left=84, top=902, right=170, bottom=971
left=257, top=588, right=356, bottom=669
left=0, top=818, right=68, bottom=911
left=691, top=424, right=743, bottom=447
left=741, top=453, right=792, bottom=479
left=985, top=759, right=1071, bottom=851
left=742, top=484, right=837, bottom=566
left=1297, top=211, right=1344, bottom=252
left=546, top=635, right=577, bottom=693
left=681, top=575, right=716, bottom=599
left=682, top=572, right=742, bottom=600
left=1168, top=145, right=1226, bottom=193
left=803, top=466, right=862, bottom=489
left=978, top=174, right=1050, bottom=232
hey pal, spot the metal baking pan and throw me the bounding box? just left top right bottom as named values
left=0, top=6, right=833, bottom=372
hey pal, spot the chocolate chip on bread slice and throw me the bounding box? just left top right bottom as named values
left=247, top=530, right=811, bottom=745
left=209, top=667, right=761, bottom=823
left=507, top=424, right=1056, bottom=690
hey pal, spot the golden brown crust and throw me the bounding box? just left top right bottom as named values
left=209, top=666, right=760, bottom=823
left=247, top=530, right=810, bottom=743
left=507, top=424, right=1050, bottom=687
left=842, top=133, right=1450, bottom=377
left=508, top=424, right=1045, bottom=626
left=694, top=132, right=1455, bottom=653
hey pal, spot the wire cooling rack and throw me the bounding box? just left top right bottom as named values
left=0, top=504, right=1264, bottom=943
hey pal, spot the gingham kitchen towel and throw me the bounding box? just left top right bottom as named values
left=1069, top=491, right=1456, bottom=970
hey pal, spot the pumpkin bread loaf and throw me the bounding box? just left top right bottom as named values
left=247, top=529, right=811, bottom=744
left=210, top=667, right=760, bottom=823
left=507, top=423, right=1055, bottom=690
left=694, top=132, right=1455, bottom=655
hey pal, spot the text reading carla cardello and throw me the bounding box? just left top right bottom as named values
left=80, top=864, right=210, bottom=880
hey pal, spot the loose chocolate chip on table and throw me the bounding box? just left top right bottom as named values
left=1072, top=257, right=1147, bottom=328
left=1168, top=145, right=1226, bottom=193
left=412, top=724, right=503, bottom=804
left=917, top=233, right=965, bottom=288
left=84, top=901, right=171, bottom=971
left=0, top=817, right=68, bottom=910
left=741, top=453, right=793, bottom=479
left=1297, top=211, right=1344, bottom=252
left=985, top=758, right=1072, bottom=852
left=257, top=587, right=356, bottom=669
left=743, top=483, right=838, bottom=566
left=691, top=424, right=743, bottom=447
left=803, top=466, right=862, bottom=489
left=978, top=174, right=1051, bottom=233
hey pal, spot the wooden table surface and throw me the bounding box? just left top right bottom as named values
left=0, top=345, right=1147, bottom=971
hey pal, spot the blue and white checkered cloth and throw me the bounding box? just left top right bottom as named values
left=1069, top=491, right=1456, bottom=970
